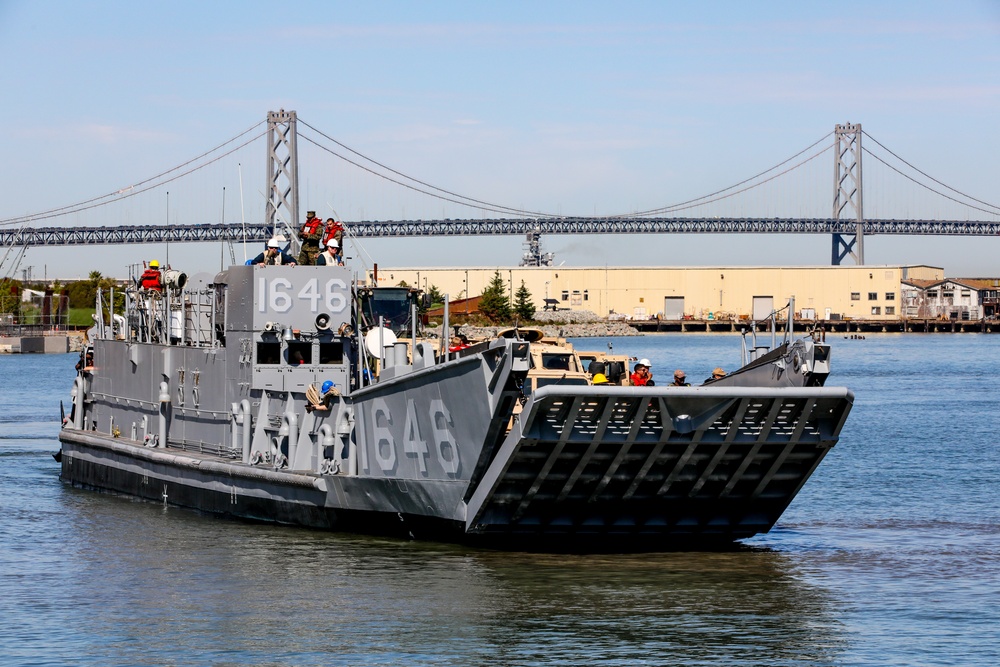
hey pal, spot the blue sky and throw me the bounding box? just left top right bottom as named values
left=1, top=1, right=999, bottom=279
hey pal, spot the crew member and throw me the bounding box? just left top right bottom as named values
left=630, top=359, right=652, bottom=386
left=705, top=367, right=726, bottom=383
left=670, top=370, right=691, bottom=387
left=322, top=217, right=344, bottom=251
left=449, top=334, right=470, bottom=352
left=251, top=239, right=297, bottom=266
left=297, top=210, right=323, bottom=265
left=140, top=260, right=163, bottom=290
left=316, top=239, right=344, bottom=266
left=592, top=373, right=609, bottom=385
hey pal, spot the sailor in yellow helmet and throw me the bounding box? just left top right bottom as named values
left=140, top=260, right=163, bottom=290
left=592, top=373, right=609, bottom=385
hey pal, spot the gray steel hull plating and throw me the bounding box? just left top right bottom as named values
left=59, top=383, right=853, bottom=548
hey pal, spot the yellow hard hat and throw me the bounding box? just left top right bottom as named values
left=592, top=373, right=609, bottom=385
left=149, top=260, right=159, bottom=268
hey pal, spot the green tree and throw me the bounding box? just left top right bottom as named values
left=425, top=283, right=444, bottom=306
left=478, top=271, right=511, bottom=324
left=0, top=278, right=22, bottom=317
left=420, top=283, right=445, bottom=315
left=513, top=280, right=535, bottom=321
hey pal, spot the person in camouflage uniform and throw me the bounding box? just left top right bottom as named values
left=297, top=210, right=323, bottom=265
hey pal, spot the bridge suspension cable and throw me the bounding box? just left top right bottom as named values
left=300, top=118, right=838, bottom=221
left=0, top=119, right=267, bottom=227
left=621, top=132, right=835, bottom=218
left=626, top=139, right=835, bottom=217
left=861, top=130, right=1000, bottom=217
left=299, top=119, right=557, bottom=218
left=298, top=131, right=552, bottom=218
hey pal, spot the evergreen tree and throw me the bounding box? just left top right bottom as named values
left=513, top=280, right=535, bottom=321
left=425, top=284, right=444, bottom=307
left=418, top=283, right=445, bottom=315
left=478, top=271, right=511, bottom=323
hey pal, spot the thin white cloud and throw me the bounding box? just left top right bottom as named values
left=18, top=123, right=176, bottom=145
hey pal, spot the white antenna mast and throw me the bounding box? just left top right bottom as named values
left=238, top=163, right=248, bottom=261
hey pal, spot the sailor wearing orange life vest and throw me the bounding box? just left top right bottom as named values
left=140, top=260, right=163, bottom=290
left=321, top=217, right=344, bottom=250
left=297, top=210, right=323, bottom=265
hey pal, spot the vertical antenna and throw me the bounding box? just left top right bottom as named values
left=238, top=163, right=247, bottom=261
left=165, top=191, right=170, bottom=266
left=220, top=186, right=226, bottom=271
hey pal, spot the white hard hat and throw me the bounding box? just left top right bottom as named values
left=328, top=239, right=339, bottom=248
left=638, top=358, right=651, bottom=368
left=267, top=238, right=281, bottom=248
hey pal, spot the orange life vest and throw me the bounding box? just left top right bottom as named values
left=300, top=217, right=322, bottom=238
left=322, top=220, right=344, bottom=246
left=140, top=268, right=162, bottom=290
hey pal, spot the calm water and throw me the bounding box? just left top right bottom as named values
left=2, top=334, right=998, bottom=666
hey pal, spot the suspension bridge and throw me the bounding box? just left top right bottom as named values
left=2, top=112, right=998, bottom=269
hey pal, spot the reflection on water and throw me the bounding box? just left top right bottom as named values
left=53, top=495, right=842, bottom=666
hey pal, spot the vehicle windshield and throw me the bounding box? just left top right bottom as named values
left=361, top=288, right=414, bottom=335
left=540, top=352, right=574, bottom=371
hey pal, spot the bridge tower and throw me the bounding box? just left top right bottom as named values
left=832, top=123, right=864, bottom=265
left=266, top=110, right=300, bottom=253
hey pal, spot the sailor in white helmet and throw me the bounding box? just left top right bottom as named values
left=250, top=238, right=297, bottom=266
left=317, top=238, right=344, bottom=266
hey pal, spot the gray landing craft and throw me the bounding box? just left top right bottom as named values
left=58, top=265, right=853, bottom=549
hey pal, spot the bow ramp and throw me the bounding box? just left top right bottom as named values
left=466, top=386, right=853, bottom=542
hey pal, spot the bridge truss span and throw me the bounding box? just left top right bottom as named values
left=3, top=218, right=999, bottom=247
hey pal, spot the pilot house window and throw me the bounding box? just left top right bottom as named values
left=286, top=341, right=312, bottom=366
left=319, top=341, right=343, bottom=365
left=256, top=342, right=281, bottom=365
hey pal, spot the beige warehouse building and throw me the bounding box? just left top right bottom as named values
left=374, top=265, right=944, bottom=322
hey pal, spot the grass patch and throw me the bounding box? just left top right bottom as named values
left=68, top=308, right=96, bottom=327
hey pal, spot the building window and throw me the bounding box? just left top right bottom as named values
left=942, top=291, right=954, bottom=298
left=885, top=292, right=895, bottom=301
left=868, top=292, right=878, bottom=301
left=583, top=290, right=589, bottom=301
left=927, top=290, right=938, bottom=298
left=871, top=306, right=881, bottom=316
left=961, top=290, right=971, bottom=297
left=886, top=306, right=895, bottom=315
left=561, top=290, right=569, bottom=301
left=851, top=292, right=860, bottom=301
